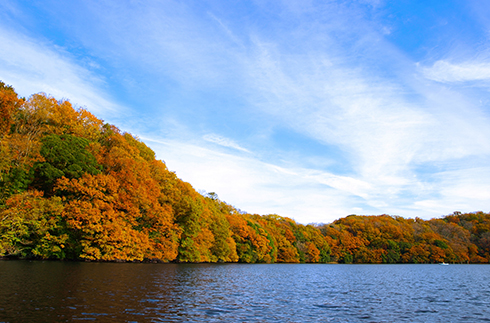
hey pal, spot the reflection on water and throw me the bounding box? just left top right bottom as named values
left=0, top=261, right=489, bottom=322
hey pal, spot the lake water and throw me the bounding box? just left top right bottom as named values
left=0, top=261, right=489, bottom=322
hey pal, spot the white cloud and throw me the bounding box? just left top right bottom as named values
left=435, top=167, right=490, bottom=207
left=421, top=60, right=490, bottom=83
left=203, top=134, right=251, bottom=153
left=143, top=132, right=489, bottom=223
left=246, top=37, right=429, bottom=184
left=142, top=136, right=368, bottom=223
left=0, top=25, right=123, bottom=117
left=237, top=13, right=490, bottom=220
left=1, top=1, right=489, bottom=223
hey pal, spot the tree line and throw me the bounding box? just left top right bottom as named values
left=1, top=81, right=489, bottom=263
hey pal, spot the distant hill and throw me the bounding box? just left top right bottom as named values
left=1, top=81, right=488, bottom=263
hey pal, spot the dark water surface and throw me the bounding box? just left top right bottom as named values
left=0, top=261, right=489, bottom=322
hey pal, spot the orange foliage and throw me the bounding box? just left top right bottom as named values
left=4, top=82, right=490, bottom=265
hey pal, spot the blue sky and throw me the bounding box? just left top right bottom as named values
left=1, top=0, right=490, bottom=223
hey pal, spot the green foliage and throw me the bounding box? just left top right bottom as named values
left=381, top=240, right=401, bottom=263
left=382, top=250, right=400, bottom=264
left=434, top=239, right=448, bottom=249
left=0, top=167, right=33, bottom=202
left=319, top=247, right=331, bottom=263
left=236, top=241, right=257, bottom=263
left=2, top=82, right=490, bottom=264
left=32, top=134, right=101, bottom=193
left=342, top=252, right=353, bottom=264
left=209, top=213, right=233, bottom=261
left=174, top=195, right=205, bottom=262
left=0, top=191, right=67, bottom=259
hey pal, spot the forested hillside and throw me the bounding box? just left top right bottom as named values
left=1, top=82, right=489, bottom=263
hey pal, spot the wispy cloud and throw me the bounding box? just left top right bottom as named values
left=245, top=31, right=427, bottom=182
left=0, top=25, right=122, bottom=117
left=235, top=3, right=490, bottom=219
left=142, top=136, right=370, bottom=223
left=1, top=0, right=489, bottom=223
left=203, top=134, right=251, bottom=153
left=421, top=60, right=490, bottom=83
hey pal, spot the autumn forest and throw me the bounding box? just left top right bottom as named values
left=1, top=81, right=490, bottom=264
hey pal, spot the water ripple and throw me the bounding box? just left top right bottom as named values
left=1, top=262, right=490, bottom=322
